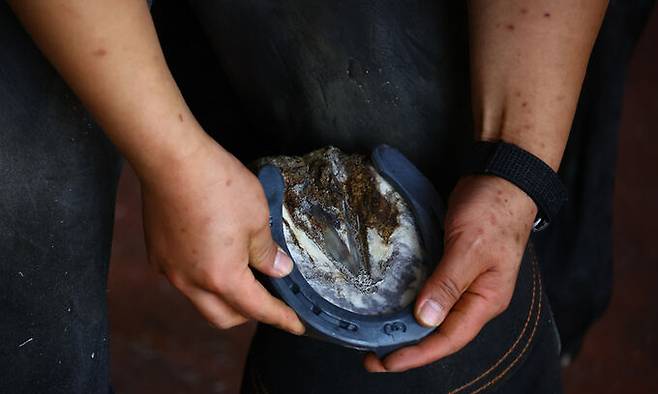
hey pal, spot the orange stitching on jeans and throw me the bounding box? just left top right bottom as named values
left=470, top=260, right=543, bottom=394
left=448, top=252, right=539, bottom=394
left=248, top=248, right=543, bottom=394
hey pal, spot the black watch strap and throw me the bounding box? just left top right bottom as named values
left=462, top=141, right=568, bottom=231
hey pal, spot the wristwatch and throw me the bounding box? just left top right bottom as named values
left=462, top=141, right=568, bottom=232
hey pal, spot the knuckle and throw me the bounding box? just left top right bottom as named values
left=201, top=265, right=243, bottom=295
left=252, top=300, right=285, bottom=325
left=248, top=303, right=271, bottom=322
left=214, top=318, right=240, bottom=330
left=203, top=273, right=231, bottom=294
left=486, top=252, right=507, bottom=268
left=493, top=294, right=512, bottom=315
left=433, top=276, right=463, bottom=304
left=166, top=272, right=187, bottom=291
left=251, top=241, right=276, bottom=267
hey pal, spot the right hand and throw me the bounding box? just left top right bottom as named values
left=139, top=137, right=304, bottom=335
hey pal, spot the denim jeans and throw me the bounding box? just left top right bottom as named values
left=1, top=0, right=653, bottom=393
left=241, top=245, right=562, bottom=394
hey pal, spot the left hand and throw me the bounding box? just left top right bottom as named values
left=364, top=175, right=538, bottom=372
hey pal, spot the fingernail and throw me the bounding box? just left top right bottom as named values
left=291, top=320, right=306, bottom=336
left=273, top=248, right=293, bottom=276
left=418, top=299, right=444, bottom=327
left=284, top=313, right=306, bottom=336
left=369, top=365, right=388, bottom=373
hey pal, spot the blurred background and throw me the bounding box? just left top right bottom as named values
left=108, top=5, right=658, bottom=394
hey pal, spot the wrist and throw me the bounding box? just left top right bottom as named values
left=474, top=97, right=571, bottom=172
left=477, top=132, right=562, bottom=172
left=129, top=124, right=221, bottom=188
left=461, top=140, right=568, bottom=231
left=457, top=175, right=538, bottom=220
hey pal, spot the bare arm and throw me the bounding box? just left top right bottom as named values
left=9, top=0, right=304, bottom=335
left=469, top=0, right=607, bottom=169
left=366, top=0, right=607, bottom=372
left=8, top=0, right=203, bottom=176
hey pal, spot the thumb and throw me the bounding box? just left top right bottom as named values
left=249, top=221, right=294, bottom=278
left=415, top=240, right=480, bottom=327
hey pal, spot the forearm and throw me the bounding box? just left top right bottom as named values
left=8, top=0, right=208, bottom=179
left=468, top=0, right=608, bottom=170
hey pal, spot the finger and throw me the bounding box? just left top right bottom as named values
left=384, top=288, right=498, bottom=372
left=414, top=234, right=482, bottom=327
left=220, top=266, right=305, bottom=335
left=185, top=286, right=249, bottom=329
left=363, top=353, right=388, bottom=373
left=248, top=220, right=294, bottom=278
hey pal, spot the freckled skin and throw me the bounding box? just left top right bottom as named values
left=92, top=48, right=107, bottom=57
left=225, top=179, right=232, bottom=187
left=489, top=215, right=497, bottom=226
left=4, top=0, right=605, bottom=374
left=520, top=8, right=528, bottom=14
left=466, top=3, right=606, bottom=176
left=178, top=113, right=183, bottom=122
left=442, top=178, right=535, bottom=276
left=367, top=1, right=607, bottom=372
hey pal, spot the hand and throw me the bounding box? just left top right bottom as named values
left=365, top=175, right=537, bottom=372
left=139, top=137, right=305, bottom=335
